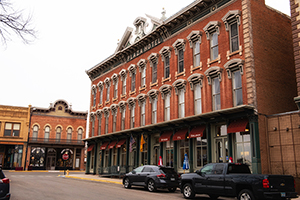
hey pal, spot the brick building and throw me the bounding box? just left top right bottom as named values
left=0, top=105, right=31, bottom=170
left=25, top=100, right=87, bottom=170
left=85, top=0, right=297, bottom=175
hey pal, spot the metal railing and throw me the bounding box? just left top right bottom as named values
left=28, top=137, right=84, bottom=146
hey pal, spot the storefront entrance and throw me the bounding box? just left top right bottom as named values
left=46, top=156, right=56, bottom=170
left=215, top=137, right=228, bottom=163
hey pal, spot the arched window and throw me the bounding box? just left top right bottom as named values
left=56, top=127, right=61, bottom=142
left=33, top=125, right=39, bottom=140
left=67, top=127, right=72, bottom=142
left=77, top=128, right=83, bottom=143
left=44, top=126, right=50, bottom=142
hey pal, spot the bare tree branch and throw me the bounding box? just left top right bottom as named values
left=0, top=0, right=36, bottom=45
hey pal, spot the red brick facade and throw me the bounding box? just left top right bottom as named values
left=26, top=100, right=87, bottom=170
left=85, top=0, right=297, bottom=176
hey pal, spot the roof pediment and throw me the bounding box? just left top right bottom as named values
left=115, top=27, right=133, bottom=53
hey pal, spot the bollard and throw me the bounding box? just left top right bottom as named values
left=66, top=169, right=69, bottom=176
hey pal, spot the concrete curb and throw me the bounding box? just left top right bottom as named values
left=59, top=175, right=123, bottom=185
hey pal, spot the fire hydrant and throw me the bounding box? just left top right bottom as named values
left=66, top=170, right=69, bottom=176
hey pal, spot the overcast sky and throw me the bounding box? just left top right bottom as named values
left=0, top=0, right=290, bottom=112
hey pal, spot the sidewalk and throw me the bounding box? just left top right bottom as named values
left=59, top=173, right=123, bottom=185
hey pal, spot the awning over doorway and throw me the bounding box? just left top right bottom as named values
left=108, top=140, right=118, bottom=149
left=173, top=128, right=188, bottom=141
left=189, top=125, right=206, bottom=138
left=87, top=144, right=94, bottom=152
left=100, top=142, right=109, bottom=150
left=159, top=131, right=173, bottom=142
left=116, top=139, right=126, bottom=148
left=227, top=118, right=249, bottom=134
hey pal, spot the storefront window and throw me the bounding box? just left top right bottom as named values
left=235, top=131, right=251, bottom=166
left=129, top=136, right=137, bottom=169
left=165, top=140, right=173, bottom=167
left=112, top=148, right=117, bottom=166
left=104, top=149, right=109, bottom=167
left=121, top=144, right=126, bottom=166
left=179, top=139, right=189, bottom=167
left=196, top=132, right=207, bottom=167
left=30, top=147, right=45, bottom=167
left=153, top=136, right=160, bottom=165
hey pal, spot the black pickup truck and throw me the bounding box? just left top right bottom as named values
left=180, top=163, right=298, bottom=200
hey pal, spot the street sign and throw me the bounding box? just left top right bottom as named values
left=62, top=154, right=69, bottom=160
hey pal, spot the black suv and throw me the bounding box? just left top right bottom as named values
left=0, top=169, right=10, bottom=200
left=123, top=165, right=180, bottom=192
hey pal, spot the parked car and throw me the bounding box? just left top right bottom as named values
left=0, top=169, right=10, bottom=200
left=181, top=163, right=298, bottom=200
left=123, top=165, right=180, bottom=192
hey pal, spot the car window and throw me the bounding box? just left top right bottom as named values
left=160, top=168, right=176, bottom=175
left=143, top=167, right=154, bottom=173
left=213, top=164, right=224, bottom=174
left=134, top=166, right=144, bottom=173
left=0, top=170, right=5, bottom=179
left=201, top=164, right=214, bottom=175
left=227, top=164, right=251, bottom=174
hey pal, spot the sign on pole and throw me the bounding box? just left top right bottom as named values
left=62, top=153, right=69, bottom=160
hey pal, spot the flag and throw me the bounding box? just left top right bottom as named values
left=183, top=153, right=189, bottom=171
left=158, top=156, right=163, bottom=166
left=140, top=134, right=146, bottom=152
left=129, top=135, right=135, bottom=152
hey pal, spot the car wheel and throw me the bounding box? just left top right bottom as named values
left=209, top=194, right=219, bottom=199
left=123, top=177, right=131, bottom=189
left=147, top=179, right=157, bottom=192
left=182, top=183, right=195, bottom=199
left=238, top=189, right=255, bottom=200
left=168, top=187, right=177, bottom=192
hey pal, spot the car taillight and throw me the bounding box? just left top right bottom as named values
left=178, top=174, right=181, bottom=178
left=157, top=173, right=166, bottom=178
left=263, top=178, right=269, bottom=188
left=0, top=178, right=9, bottom=184
left=294, top=179, right=296, bottom=189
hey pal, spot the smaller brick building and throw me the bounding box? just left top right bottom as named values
left=25, top=100, right=87, bottom=170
